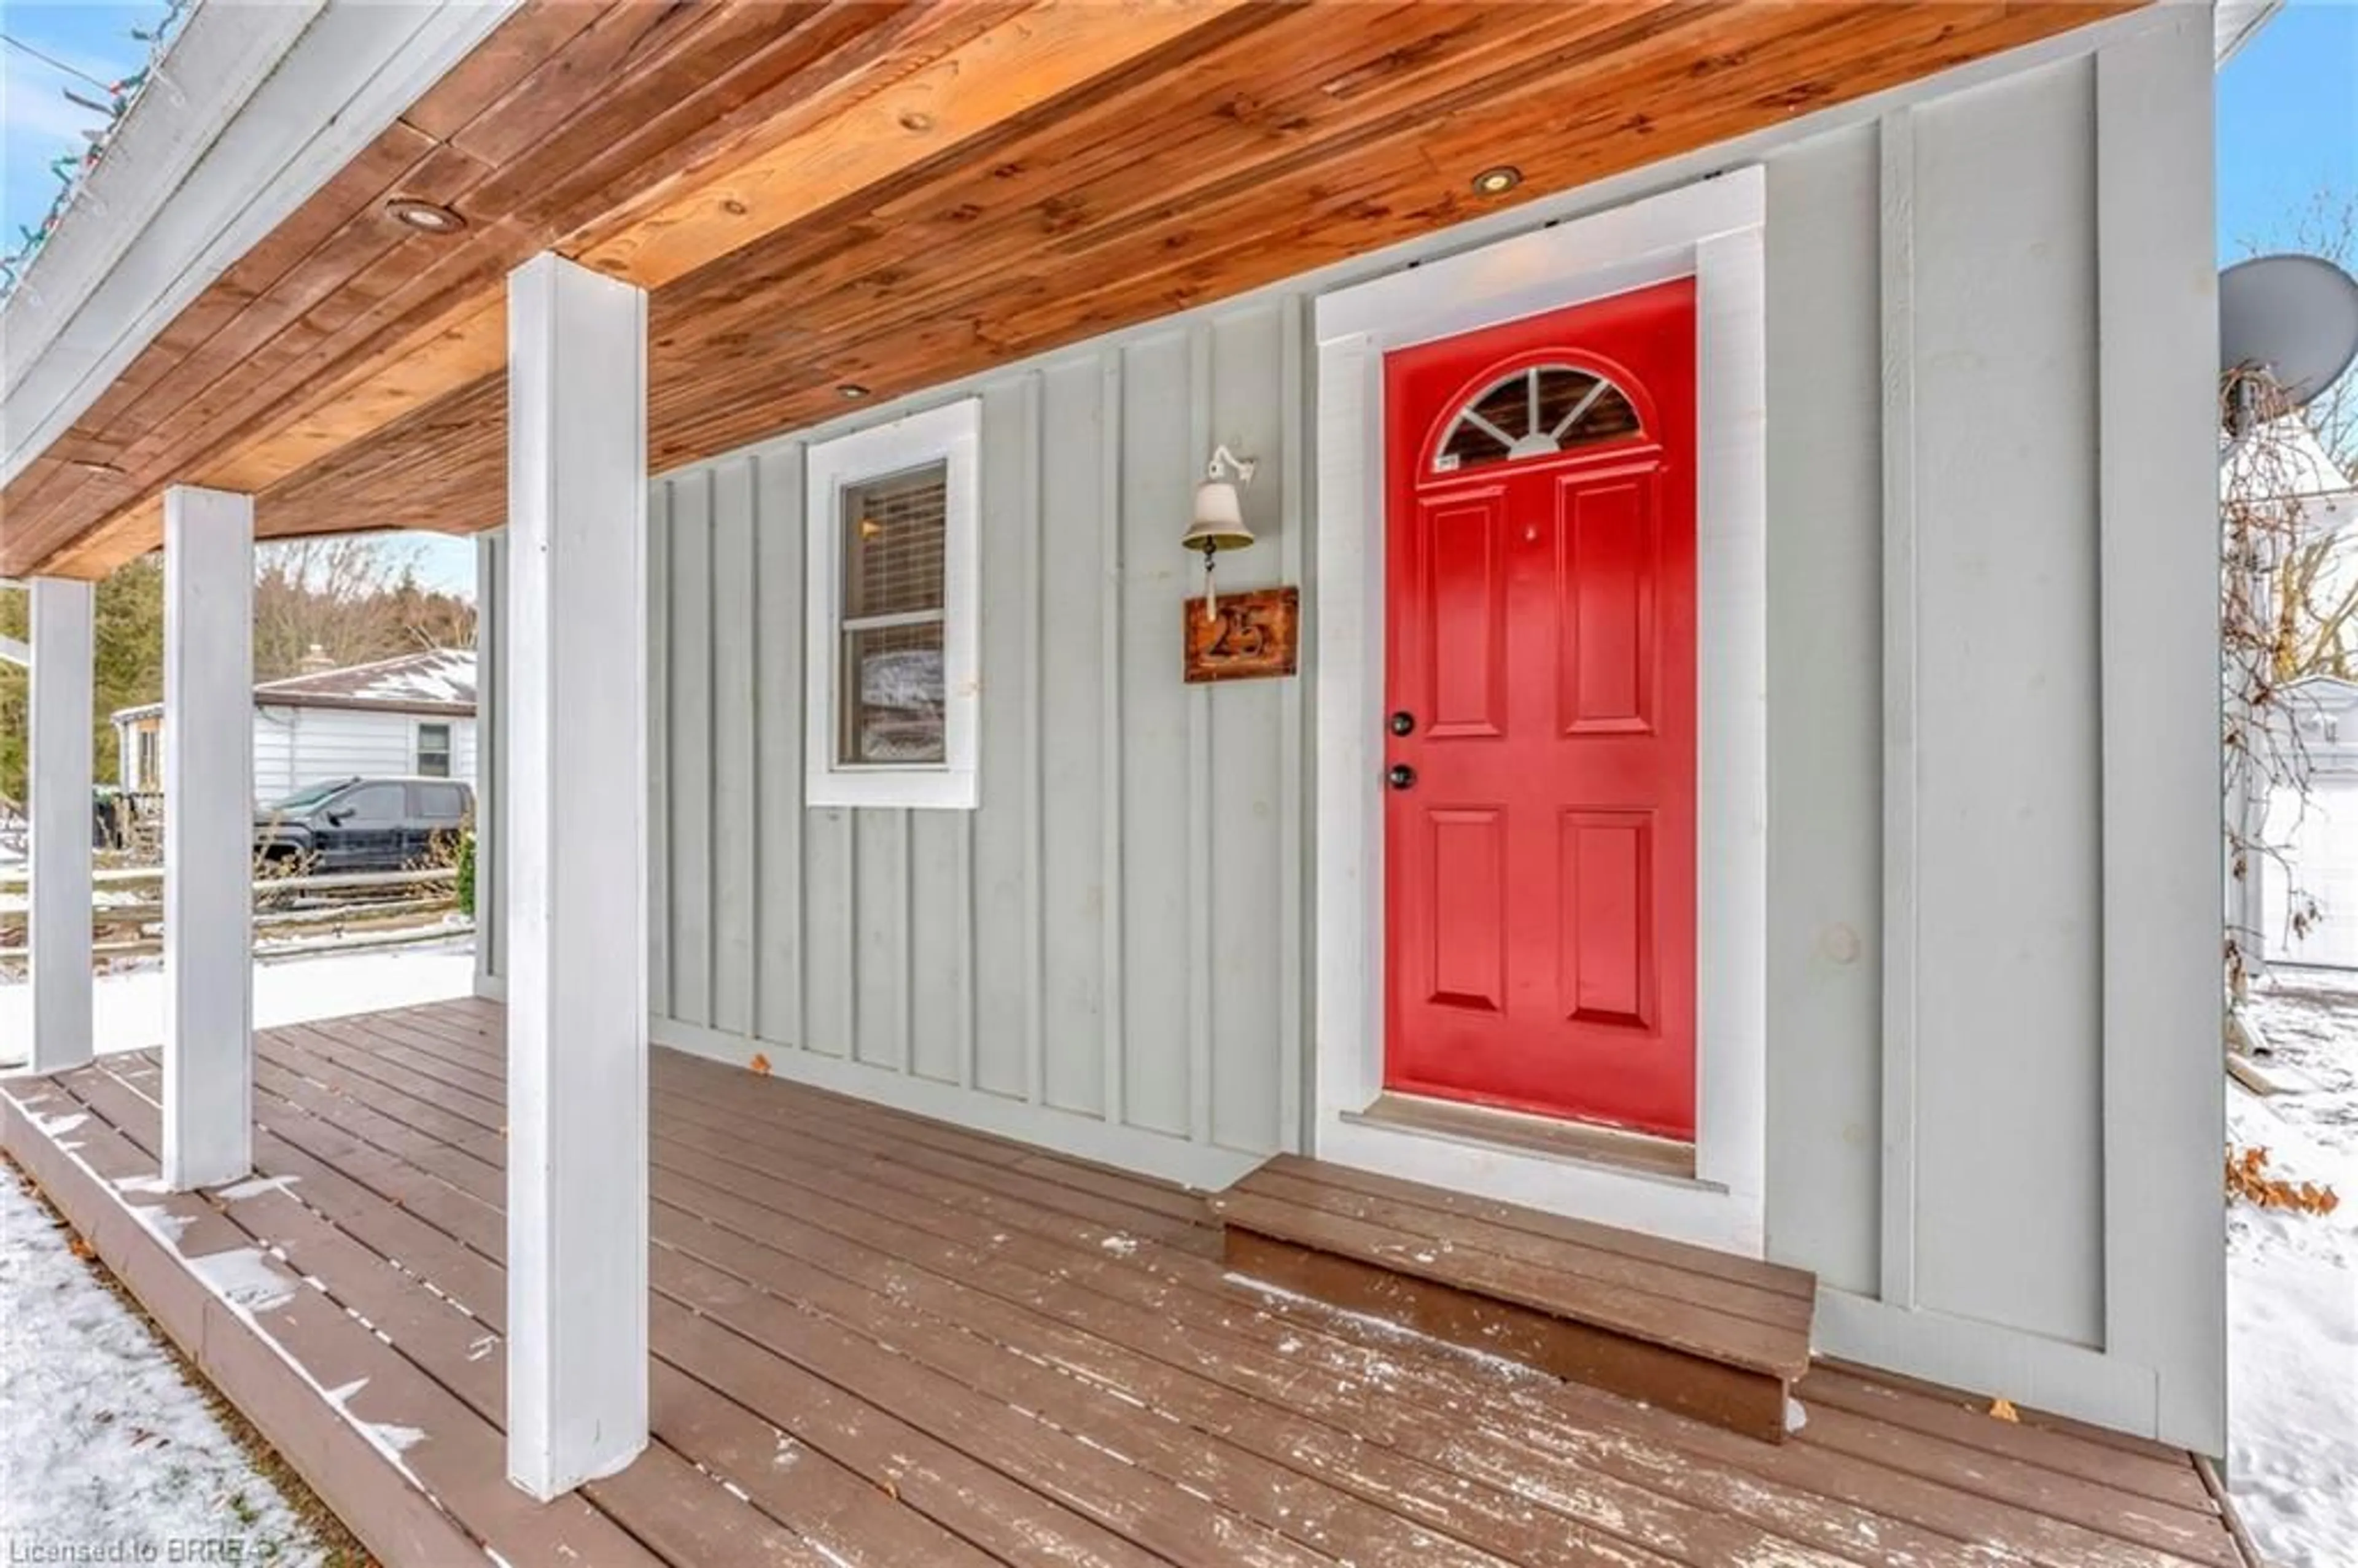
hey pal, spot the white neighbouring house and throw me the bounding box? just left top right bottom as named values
left=2260, top=674, right=2358, bottom=969
left=2227, top=419, right=2358, bottom=970
left=109, top=647, right=477, bottom=803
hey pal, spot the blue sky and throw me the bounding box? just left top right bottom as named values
left=2, top=4, right=169, bottom=245
left=4, top=2, right=2354, bottom=598
left=2217, top=0, right=2358, bottom=260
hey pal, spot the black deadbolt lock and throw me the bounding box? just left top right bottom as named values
left=1388, top=710, right=1415, bottom=736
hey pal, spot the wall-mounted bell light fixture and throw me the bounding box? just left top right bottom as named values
left=1182, top=444, right=1257, bottom=623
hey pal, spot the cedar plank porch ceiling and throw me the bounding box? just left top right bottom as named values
left=0, top=0, right=2137, bottom=580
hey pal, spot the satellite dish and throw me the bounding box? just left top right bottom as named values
left=2220, top=253, right=2358, bottom=414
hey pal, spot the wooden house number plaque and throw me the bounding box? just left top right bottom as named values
left=1182, top=586, right=1299, bottom=683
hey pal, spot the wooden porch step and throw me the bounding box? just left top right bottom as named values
left=1210, top=1154, right=1815, bottom=1443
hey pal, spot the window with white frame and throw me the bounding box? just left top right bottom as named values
left=416, top=721, right=453, bottom=778
left=805, top=399, right=980, bottom=809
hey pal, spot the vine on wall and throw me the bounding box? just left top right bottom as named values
left=2220, top=367, right=2353, bottom=999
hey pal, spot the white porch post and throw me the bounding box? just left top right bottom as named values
left=28, top=578, right=95, bottom=1072
left=160, top=485, right=254, bottom=1191
left=504, top=252, right=649, bottom=1499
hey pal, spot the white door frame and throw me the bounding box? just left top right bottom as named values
left=1310, top=169, right=1768, bottom=1254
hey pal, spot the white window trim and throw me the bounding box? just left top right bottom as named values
left=416, top=720, right=453, bottom=777
left=804, top=398, right=981, bottom=810
left=1311, top=168, right=1768, bottom=1256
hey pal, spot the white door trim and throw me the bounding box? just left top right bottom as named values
left=1311, top=168, right=1768, bottom=1254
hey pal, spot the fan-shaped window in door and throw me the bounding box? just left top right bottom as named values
left=1433, top=363, right=1641, bottom=475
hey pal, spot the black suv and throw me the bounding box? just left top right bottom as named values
left=254, top=777, right=473, bottom=872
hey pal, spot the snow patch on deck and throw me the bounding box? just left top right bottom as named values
left=218, top=1173, right=302, bottom=1201
left=189, top=1248, right=299, bottom=1313
left=126, top=1203, right=192, bottom=1246
left=1223, top=1270, right=1552, bottom=1384
left=358, top=1418, right=428, bottom=1456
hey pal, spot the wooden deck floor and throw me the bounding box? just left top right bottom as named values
left=1, top=998, right=2252, bottom=1568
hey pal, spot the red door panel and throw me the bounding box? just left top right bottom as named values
left=1561, top=476, right=1657, bottom=737
left=1428, top=808, right=1505, bottom=1011
left=1383, top=278, right=1697, bottom=1139
left=1420, top=491, right=1508, bottom=737
left=1561, top=807, right=1655, bottom=1030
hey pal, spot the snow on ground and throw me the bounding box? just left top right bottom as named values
left=0, top=938, right=477, bottom=1067
left=0, top=1165, right=333, bottom=1564
left=2231, top=967, right=2358, bottom=1567
left=0, top=939, right=465, bottom=1558
left=0, top=879, right=152, bottom=917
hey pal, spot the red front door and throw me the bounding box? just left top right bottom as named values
left=1382, top=279, right=1697, bottom=1139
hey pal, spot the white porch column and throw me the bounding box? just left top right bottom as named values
left=28, top=578, right=95, bottom=1072
left=504, top=252, right=649, bottom=1499
left=161, top=485, right=254, bottom=1191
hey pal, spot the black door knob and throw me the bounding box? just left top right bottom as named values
left=1388, top=710, right=1415, bottom=736
left=1387, top=764, right=1416, bottom=790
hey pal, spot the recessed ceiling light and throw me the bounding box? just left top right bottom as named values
left=1471, top=165, right=1523, bottom=197
left=386, top=197, right=467, bottom=234
left=838, top=383, right=871, bottom=400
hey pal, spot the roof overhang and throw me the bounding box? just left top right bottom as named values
left=260, top=693, right=476, bottom=717
left=2, top=2, right=518, bottom=491
left=2, top=0, right=2160, bottom=581
left=112, top=693, right=475, bottom=723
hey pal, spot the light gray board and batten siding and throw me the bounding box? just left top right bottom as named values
left=473, top=4, right=2218, bottom=1453
left=1770, top=12, right=2219, bottom=1451
left=634, top=306, right=1307, bottom=1192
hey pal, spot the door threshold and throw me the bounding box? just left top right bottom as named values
left=1344, top=1092, right=1705, bottom=1186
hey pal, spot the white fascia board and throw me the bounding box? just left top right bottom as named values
left=1, top=0, right=519, bottom=487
